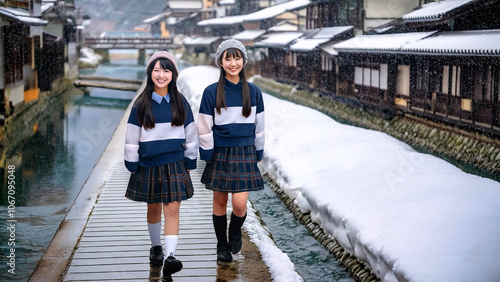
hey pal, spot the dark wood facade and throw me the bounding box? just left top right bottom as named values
left=257, top=0, right=500, bottom=136
left=1, top=0, right=76, bottom=118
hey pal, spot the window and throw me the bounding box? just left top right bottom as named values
left=321, top=54, right=333, bottom=71
left=414, top=61, right=429, bottom=94
left=355, top=67, right=363, bottom=85
left=451, top=66, right=461, bottom=96
left=354, top=64, right=387, bottom=89
left=442, top=65, right=449, bottom=94
left=475, top=65, right=499, bottom=102
left=286, top=52, right=297, bottom=67
left=380, top=64, right=388, bottom=90
left=397, top=65, right=410, bottom=96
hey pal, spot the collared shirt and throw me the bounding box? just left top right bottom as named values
left=152, top=92, right=170, bottom=104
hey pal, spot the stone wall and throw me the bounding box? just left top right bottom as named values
left=252, top=76, right=500, bottom=179
left=2, top=78, right=73, bottom=155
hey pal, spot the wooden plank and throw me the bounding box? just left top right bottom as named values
left=63, top=159, right=222, bottom=281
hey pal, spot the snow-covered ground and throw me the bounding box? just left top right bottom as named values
left=178, top=65, right=500, bottom=282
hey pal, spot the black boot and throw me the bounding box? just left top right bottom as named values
left=229, top=212, right=246, bottom=254
left=213, top=214, right=232, bottom=262
left=163, top=252, right=183, bottom=276
left=149, top=245, right=164, bottom=266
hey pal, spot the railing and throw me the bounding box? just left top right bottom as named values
left=84, top=37, right=178, bottom=49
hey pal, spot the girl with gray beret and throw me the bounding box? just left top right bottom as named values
left=198, top=39, right=265, bottom=262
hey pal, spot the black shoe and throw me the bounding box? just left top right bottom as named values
left=217, top=247, right=233, bottom=262
left=163, top=253, right=183, bottom=276
left=150, top=246, right=164, bottom=266
left=229, top=239, right=242, bottom=254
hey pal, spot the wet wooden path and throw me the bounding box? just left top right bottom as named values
left=63, top=158, right=219, bottom=281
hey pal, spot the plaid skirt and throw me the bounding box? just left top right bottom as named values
left=126, top=160, right=194, bottom=204
left=201, top=145, right=264, bottom=193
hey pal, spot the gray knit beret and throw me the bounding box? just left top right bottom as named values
left=215, top=39, right=247, bottom=68
left=147, top=51, right=179, bottom=73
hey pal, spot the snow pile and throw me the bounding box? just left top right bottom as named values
left=178, top=65, right=500, bottom=282
left=78, top=47, right=103, bottom=68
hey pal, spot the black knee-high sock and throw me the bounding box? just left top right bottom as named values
left=229, top=212, right=246, bottom=243
left=212, top=214, right=228, bottom=249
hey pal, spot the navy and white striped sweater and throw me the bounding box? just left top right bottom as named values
left=198, top=79, right=265, bottom=161
left=124, top=93, right=198, bottom=173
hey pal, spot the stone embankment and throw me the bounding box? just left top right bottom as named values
left=264, top=174, right=381, bottom=282
left=251, top=75, right=500, bottom=281
left=2, top=78, right=74, bottom=153
left=252, top=76, right=500, bottom=179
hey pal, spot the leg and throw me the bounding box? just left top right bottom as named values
left=163, top=201, right=180, bottom=236
left=231, top=192, right=249, bottom=217
left=213, top=191, right=229, bottom=215
left=212, top=191, right=232, bottom=262
left=147, top=203, right=164, bottom=266
left=162, top=201, right=183, bottom=275
left=229, top=192, right=249, bottom=254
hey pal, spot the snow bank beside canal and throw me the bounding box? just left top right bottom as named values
left=179, top=65, right=500, bottom=282
left=178, top=66, right=303, bottom=282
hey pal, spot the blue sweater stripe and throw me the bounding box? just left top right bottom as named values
left=198, top=80, right=265, bottom=161
left=124, top=95, right=199, bottom=172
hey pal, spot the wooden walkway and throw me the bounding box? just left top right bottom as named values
left=63, top=158, right=219, bottom=281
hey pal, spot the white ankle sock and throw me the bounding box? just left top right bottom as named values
left=148, top=222, right=162, bottom=247
left=164, top=235, right=178, bottom=257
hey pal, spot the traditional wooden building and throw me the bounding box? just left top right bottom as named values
left=306, top=0, right=420, bottom=33
left=333, top=0, right=500, bottom=133
left=163, top=0, right=204, bottom=36
left=1, top=1, right=48, bottom=117
left=258, top=26, right=354, bottom=93
left=255, top=0, right=418, bottom=96
left=335, top=29, right=500, bottom=134
left=0, top=0, right=76, bottom=121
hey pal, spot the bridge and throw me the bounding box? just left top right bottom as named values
left=84, top=37, right=179, bottom=50
left=84, top=37, right=180, bottom=64
left=73, top=75, right=144, bottom=93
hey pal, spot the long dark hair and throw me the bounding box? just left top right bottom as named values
left=216, top=48, right=251, bottom=117
left=135, top=58, right=185, bottom=129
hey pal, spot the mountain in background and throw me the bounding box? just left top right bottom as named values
left=76, top=0, right=162, bottom=36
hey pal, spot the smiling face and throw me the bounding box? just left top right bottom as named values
left=221, top=49, right=244, bottom=84
left=151, top=60, right=172, bottom=95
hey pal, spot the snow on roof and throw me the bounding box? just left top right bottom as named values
left=320, top=44, right=338, bottom=56
left=183, top=36, right=220, bottom=46
left=198, top=0, right=310, bottom=26
left=290, top=26, right=354, bottom=52
left=41, top=3, right=55, bottom=13
left=333, top=31, right=436, bottom=53
left=168, top=0, right=203, bottom=10
left=312, top=26, right=353, bottom=39
left=268, top=22, right=298, bottom=32
left=402, top=0, right=475, bottom=22
left=402, top=29, right=500, bottom=56
left=218, top=0, right=235, bottom=5
left=0, top=7, right=48, bottom=26
left=255, top=32, right=303, bottom=48
left=334, top=29, right=500, bottom=56
left=232, top=30, right=267, bottom=41
left=143, top=12, right=171, bottom=24
left=290, top=38, right=331, bottom=52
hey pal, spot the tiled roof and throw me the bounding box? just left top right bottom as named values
left=333, top=30, right=500, bottom=56
left=402, top=0, right=475, bottom=22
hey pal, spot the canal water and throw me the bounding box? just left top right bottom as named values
left=249, top=185, right=354, bottom=282
left=0, top=52, right=145, bottom=281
